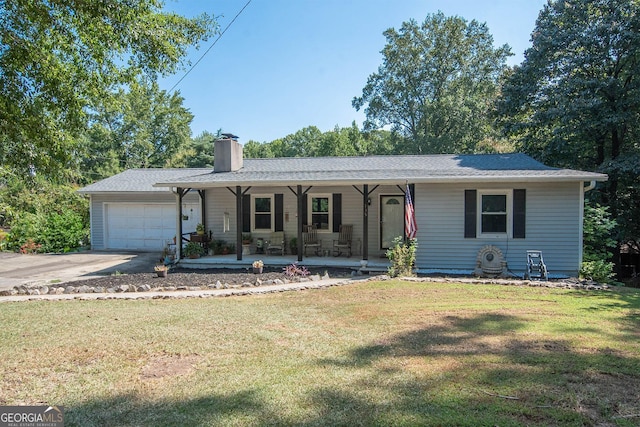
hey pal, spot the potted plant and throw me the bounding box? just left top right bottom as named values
left=211, top=239, right=224, bottom=255
left=196, top=223, right=205, bottom=235
left=289, top=237, right=298, bottom=255
left=184, top=241, right=204, bottom=259
left=252, top=259, right=264, bottom=274
left=154, top=264, right=169, bottom=277
left=242, top=233, right=252, bottom=244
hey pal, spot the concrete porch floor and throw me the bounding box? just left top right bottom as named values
left=178, top=253, right=390, bottom=272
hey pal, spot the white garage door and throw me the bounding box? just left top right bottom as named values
left=105, top=203, right=200, bottom=250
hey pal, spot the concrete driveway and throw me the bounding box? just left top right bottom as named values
left=0, top=251, right=160, bottom=289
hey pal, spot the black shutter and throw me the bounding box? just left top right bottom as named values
left=301, top=194, right=308, bottom=226
left=332, top=193, right=342, bottom=232
left=275, top=194, right=284, bottom=232
left=464, top=190, right=477, bottom=238
left=242, top=194, right=251, bottom=233
left=513, top=189, right=526, bottom=239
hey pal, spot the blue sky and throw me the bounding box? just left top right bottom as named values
left=161, top=0, right=547, bottom=143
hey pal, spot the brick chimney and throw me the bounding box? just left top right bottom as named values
left=214, top=133, right=243, bottom=172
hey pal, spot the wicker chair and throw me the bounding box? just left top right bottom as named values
left=266, top=231, right=285, bottom=255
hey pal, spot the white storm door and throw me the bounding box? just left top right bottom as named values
left=380, top=195, right=404, bottom=249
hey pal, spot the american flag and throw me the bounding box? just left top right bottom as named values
left=405, top=184, right=417, bottom=239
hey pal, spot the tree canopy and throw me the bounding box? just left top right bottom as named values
left=497, top=0, right=640, bottom=246
left=353, top=12, right=512, bottom=154
left=0, top=0, right=216, bottom=178
left=78, top=79, right=195, bottom=183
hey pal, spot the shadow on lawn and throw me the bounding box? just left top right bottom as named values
left=571, top=288, right=640, bottom=337
left=314, top=312, right=640, bottom=426
left=66, top=390, right=271, bottom=427
left=66, top=311, right=640, bottom=426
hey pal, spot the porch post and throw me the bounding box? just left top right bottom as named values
left=198, top=189, right=206, bottom=231
left=362, top=184, right=369, bottom=261
left=176, top=188, right=184, bottom=260
left=297, top=185, right=303, bottom=262
left=236, top=185, right=243, bottom=261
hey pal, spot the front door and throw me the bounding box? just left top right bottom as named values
left=380, top=195, right=404, bottom=249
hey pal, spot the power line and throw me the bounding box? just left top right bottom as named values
left=169, top=0, right=252, bottom=92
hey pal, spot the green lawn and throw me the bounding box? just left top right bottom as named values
left=1, top=280, right=639, bottom=426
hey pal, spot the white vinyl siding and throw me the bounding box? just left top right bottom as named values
left=415, top=182, right=583, bottom=276
left=201, top=181, right=584, bottom=276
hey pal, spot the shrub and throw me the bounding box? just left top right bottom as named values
left=5, top=212, right=44, bottom=252
left=20, top=239, right=42, bottom=254
left=283, top=262, right=309, bottom=279
left=386, top=237, right=417, bottom=277
left=580, top=260, right=616, bottom=283
left=184, top=241, right=205, bottom=257
left=40, top=209, right=89, bottom=253
left=6, top=208, right=88, bottom=253
left=1, top=175, right=89, bottom=253
left=582, top=202, right=617, bottom=282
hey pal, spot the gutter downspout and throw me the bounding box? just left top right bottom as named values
left=583, top=180, right=596, bottom=193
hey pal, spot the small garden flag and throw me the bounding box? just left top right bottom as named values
left=405, top=183, right=417, bottom=239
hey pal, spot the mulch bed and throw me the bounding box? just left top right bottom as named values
left=57, top=267, right=353, bottom=290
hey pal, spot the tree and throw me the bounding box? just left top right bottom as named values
left=0, top=0, right=216, bottom=179
left=353, top=12, right=511, bottom=154
left=268, top=127, right=324, bottom=158
left=79, top=79, right=195, bottom=183
left=186, top=130, right=220, bottom=168
left=243, top=139, right=274, bottom=159
left=496, top=0, right=640, bottom=246
left=315, top=122, right=372, bottom=157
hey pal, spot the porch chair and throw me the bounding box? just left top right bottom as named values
left=333, top=224, right=353, bottom=257
left=266, top=231, right=285, bottom=255
left=303, top=224, right=321, bottom=256
left=524, top=250, right=548, bottom=281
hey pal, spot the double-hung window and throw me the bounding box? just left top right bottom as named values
left=253, top=195, right=273, bottom=231
left=309, top=195, right=331, bottom=231
left=478, top=190, right=511, bottom=237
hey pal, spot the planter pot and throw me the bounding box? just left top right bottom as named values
left=188, top=254, right=200, bottom=259
left=156, top=270, right=168, bottom=278
left=253, top=267, right=263, bottom=274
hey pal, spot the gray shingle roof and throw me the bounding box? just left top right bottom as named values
left=77, top=168, right=211, bottom=193
left=78, top=154, right=607, bottom=193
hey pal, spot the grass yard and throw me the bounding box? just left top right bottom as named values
left=1, top=280, right=639, bottom=426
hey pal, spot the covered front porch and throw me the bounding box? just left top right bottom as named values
left=179, top=252, right=390, bottom=272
